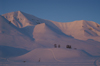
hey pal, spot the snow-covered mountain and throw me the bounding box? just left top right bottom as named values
left=0, top=10, right=100, bottom=50
left=0, top=15, right=38, bottom=49
left=2, top=11, right=100, bottom=42
left=0, top=11, right=100, bottom=65
left=0, top=11, right=100, bottom=48
left=51, top=20, right=100, bottom=41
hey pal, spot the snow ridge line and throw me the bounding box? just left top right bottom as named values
left=48, top=49, right=65, bottom=62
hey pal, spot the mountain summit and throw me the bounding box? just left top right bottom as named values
left=2, top=11, right=40, bottom=28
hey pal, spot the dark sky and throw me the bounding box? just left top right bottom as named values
left=0, top=0, right=100, bottom=24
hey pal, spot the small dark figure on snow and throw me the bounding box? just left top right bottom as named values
left=66, top=45, right=71, bottom=49
left=58, top=45, right=60, bottom=48
left=54, top=44, right=57, bottom=48
left=23, top=61, right=26, bottom=63
left=38, top=58, right=41, bottom=62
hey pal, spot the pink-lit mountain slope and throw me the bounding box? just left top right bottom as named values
left=51, top=20, right=100, bottom=42
left=0, top=15, right=38, bottom=49
left=1, top=11, right=100, bottom=66
left=2, top=11, right=100, bottom=42
left=2, top=11, right=39, bottom=28
left=0, top=11, right=100, bottom=57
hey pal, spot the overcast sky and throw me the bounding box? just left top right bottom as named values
left=0, top=0, right=100, bottom=24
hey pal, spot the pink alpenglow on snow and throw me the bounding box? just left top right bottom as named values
left=0, top=11, right=100, bottom=66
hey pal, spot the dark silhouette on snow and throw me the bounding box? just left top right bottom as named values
left=23, top=61, right=26, bottom=63
left=38, top=58, right=41, bottom=62
left=58, top=45, right=60, bottom=48
left=66, top=45, right=71, bottom=49
left=54, top=44, right=57, bottom=48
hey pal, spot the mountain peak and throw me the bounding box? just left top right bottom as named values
left=16, top=11, right=25, bottom=14
left=79, top=20, right=87, bottom=22
left=2, top=11, right=25, bottom=16
left=17, top=11, right=22, bottom=12
left=74, top=20, right=87, bottom=23
left=2, top=11, right=41, bottom=28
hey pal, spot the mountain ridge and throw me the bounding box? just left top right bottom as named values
left=0, top=11, right=100, bottom=50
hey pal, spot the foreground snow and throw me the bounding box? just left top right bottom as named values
left=0, top=60, right=99, bottom=66
left=0, top=55, right=100, bottom=66
left=0, top=48, right=100, bottom=66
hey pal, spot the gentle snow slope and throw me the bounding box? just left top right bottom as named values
left=10, top=48, right=90, bottom=62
